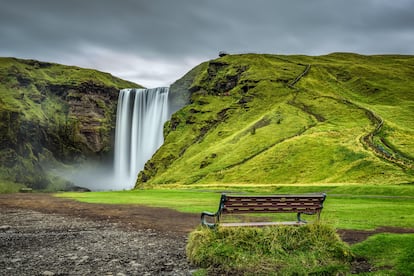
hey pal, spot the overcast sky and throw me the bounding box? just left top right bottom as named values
left=1, top=0, right=414, bottom=87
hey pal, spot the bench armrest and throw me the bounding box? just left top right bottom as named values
left=201, top=211, right=218, bottom=229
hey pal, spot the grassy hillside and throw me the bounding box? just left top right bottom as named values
left=0, top=57, right=140, bottom=189
left=137, top=53, right=414, bottom=187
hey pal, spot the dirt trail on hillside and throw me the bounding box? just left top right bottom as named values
left=1, top=193, right=413, bottom=275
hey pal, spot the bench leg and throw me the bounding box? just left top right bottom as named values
left=297, top=213, right=307, bottom=223
left=201, top=211, right=219, bottom=229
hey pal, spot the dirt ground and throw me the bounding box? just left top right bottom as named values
left=0, top=193, right=199, bottom=275
left=1, top=193, right=413, bottom=275
left=0, top=193, right=199, bottom=235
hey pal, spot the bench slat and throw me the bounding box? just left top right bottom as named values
left=223, top=208, right=321, bottom=214
left=224, top=206, right=322, bottom=210
left=226, top=198, right=323, bottom=203
left=224, top=201, right=323, bottom=206
left=220, top=221, right=306, bottom=227
left=224, top=204, right=322, bottom=210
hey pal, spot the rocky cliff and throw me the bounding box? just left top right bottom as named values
left=0, top=57, right=141, bottom=189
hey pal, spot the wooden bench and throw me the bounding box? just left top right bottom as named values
left=201, top=193, right=326, bottom=229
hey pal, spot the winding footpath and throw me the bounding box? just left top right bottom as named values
left=287, top=63, right=414, bottom=170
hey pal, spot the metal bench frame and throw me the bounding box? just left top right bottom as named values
left=201, top=193, right=326, bottom=229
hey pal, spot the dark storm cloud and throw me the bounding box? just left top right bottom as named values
left=1, top=0, right=413, bottom=86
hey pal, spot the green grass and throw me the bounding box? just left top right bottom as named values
left=57, top=184, right=414, bottom=230
left=323, top=196, right=414, bottom=230
left=57, top=189, right=219, bottom=213
left=187, top=224, right=352, bottom=275
left=352, top=233, right=414, bottom=275
left=0, top=179, right=25, bottom=193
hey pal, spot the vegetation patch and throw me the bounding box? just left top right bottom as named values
left=352, top=233, right=414, bottom=275
left=0, top=180, right=25, bottom=193
left=187, top=224, right=352, bottom=275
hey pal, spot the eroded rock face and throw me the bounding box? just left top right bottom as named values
left=189, top=61, right=248, bottom=96
left=0, top=57, right=140, bottom=188
left=0, top=83, right=119, bottom=188
left=61, top=81, right=119, bottom=155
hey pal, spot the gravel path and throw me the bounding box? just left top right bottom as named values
left=0, top=208, right=194, bottom=275
left=0, top=193, right=200, bottom=275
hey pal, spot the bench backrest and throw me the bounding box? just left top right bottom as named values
left=220, top=193, right=326, bottom=215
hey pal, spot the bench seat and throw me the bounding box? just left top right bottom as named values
left=201, top=193, right=326, bottom=229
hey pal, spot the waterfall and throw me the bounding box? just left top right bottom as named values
left=113, top=87, right=169, bottom=190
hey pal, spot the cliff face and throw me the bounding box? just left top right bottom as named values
left=0, top=57, right=141, bottom=189
left=168, top=61, right=208, bottom=114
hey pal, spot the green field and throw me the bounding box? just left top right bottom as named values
left=57, top=184, right=414, bottom=230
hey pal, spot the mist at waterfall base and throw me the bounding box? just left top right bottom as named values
left=58, top=87, right=170, bottom=191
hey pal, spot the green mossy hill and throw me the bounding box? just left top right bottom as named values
left=137, top=53, right=414, bottom=187
left=0, top=57, right=141, bottom=189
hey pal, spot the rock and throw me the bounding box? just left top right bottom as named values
left=0, top=225, right=12, bottom=231
left=19, top=187, right=33, bottom=193
left=65, top=185, right=91, bottom=192
left=169, top=62, right=206, bottom=114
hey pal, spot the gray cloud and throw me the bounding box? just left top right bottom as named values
left=1, top=0, right=413, bottom=87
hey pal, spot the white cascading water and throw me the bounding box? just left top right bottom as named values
left=113, top=87, right=169, bottom=190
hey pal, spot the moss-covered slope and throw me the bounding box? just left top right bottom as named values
left=137, top=53, right=414, bottom=187
left=0, top=57, right=141, bottom=189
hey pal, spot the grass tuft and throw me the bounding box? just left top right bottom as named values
left=0, top=179, right=25, bottom=193
left=187, top=223, right=352, bottom=275
left=352, top=233, right=414, bottom=275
